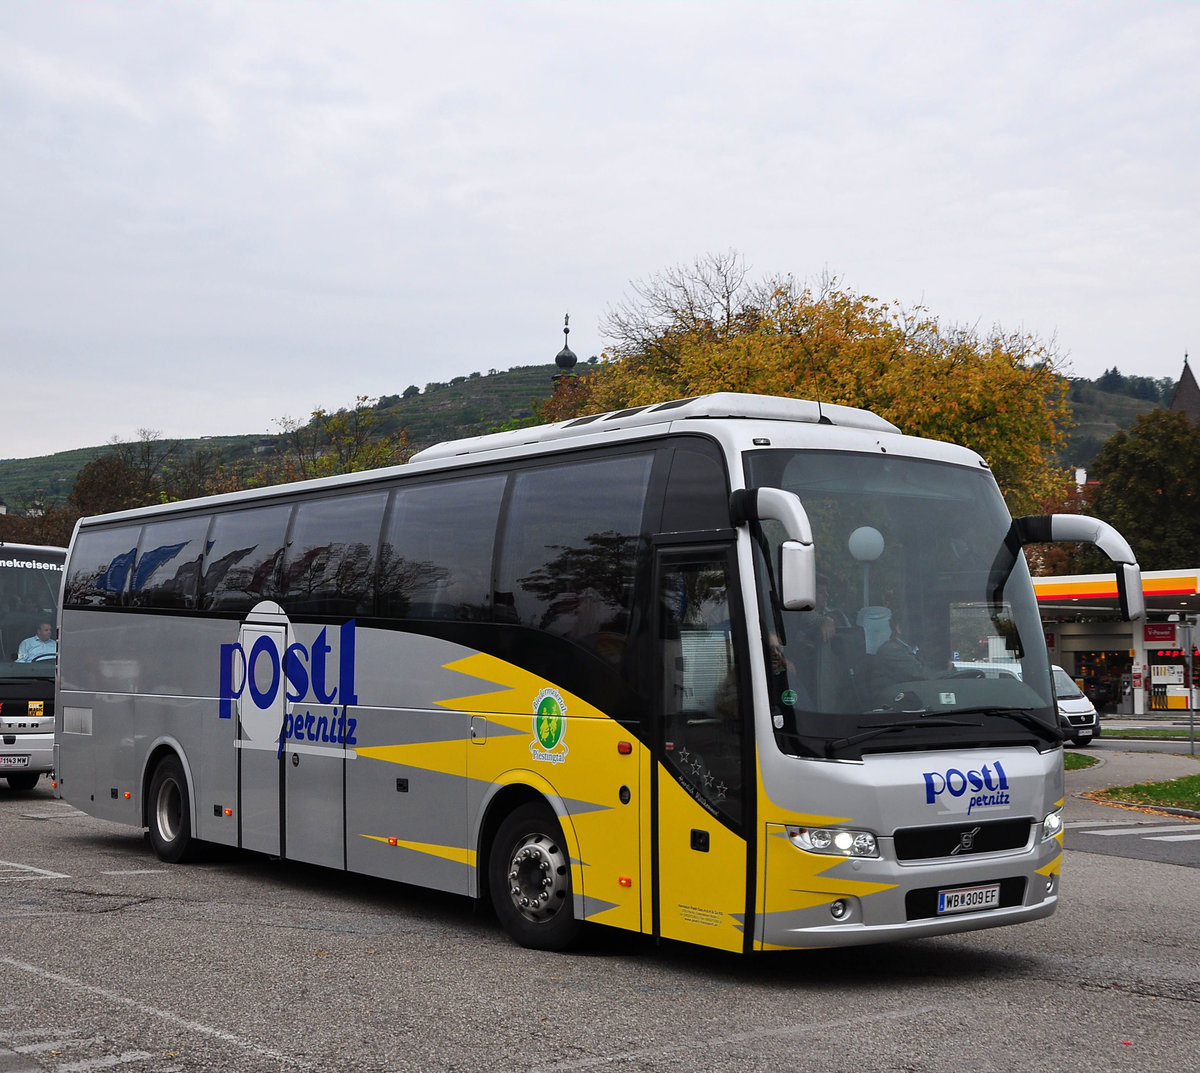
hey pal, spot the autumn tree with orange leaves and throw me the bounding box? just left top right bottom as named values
left=541, top=253, right=1073, bottom=515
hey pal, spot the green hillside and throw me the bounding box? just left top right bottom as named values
left=1061, top=380, right=1160, bottom=470
left=0, top=363, right=1172, bottom=510
left=0, top=364, right=565, bottom=510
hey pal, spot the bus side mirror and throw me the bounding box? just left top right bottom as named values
left=729, top=487, right=817, bottom=611
left=1013, top=513, right=1145, bottom=622
left=779, top=540, right=817, bottom=612
left=1116, top=561, right=1144, bottom=623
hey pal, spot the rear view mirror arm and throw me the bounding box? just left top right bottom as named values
left=730, top=487, right=816, bottom=611
left=1011, top=513, right=1145, bottom=622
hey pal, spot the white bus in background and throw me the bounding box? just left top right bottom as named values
left=0, top=543, right=66, bottom=791
left=54, top=394, right=1142, bottom=953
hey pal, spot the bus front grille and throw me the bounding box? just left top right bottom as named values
left=892, top=818, right=1033, bottom=861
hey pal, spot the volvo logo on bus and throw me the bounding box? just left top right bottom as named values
left=951, top=827, right=981, bottom=854
left=218, top=619, right=359, bottom=753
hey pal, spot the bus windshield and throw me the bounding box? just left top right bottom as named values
left=744, top=450, right=1057, bottom=758
left=0, top=549, right=63, bottom=681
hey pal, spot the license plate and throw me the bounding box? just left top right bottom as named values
left=0, top=755, right=31, bottom=768
left=937, top=883, right=1000, bottom=915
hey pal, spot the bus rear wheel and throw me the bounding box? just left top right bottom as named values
left=490, top=803, right=580, bottom=951
left=147, top=756, right=197, bottom=863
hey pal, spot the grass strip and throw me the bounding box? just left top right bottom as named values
left=1103, top=727, right=1199, bottom=740
left=1094, top=772, right=1200, bottom=812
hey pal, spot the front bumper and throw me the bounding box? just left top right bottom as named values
left=0, top=731, right=54, bottom=775
left=759, top=822, right=1061, bottom=949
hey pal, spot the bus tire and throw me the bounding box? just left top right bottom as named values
left=146, top=756, right=197, bottom=863
left=489, top=802, right=580, bottom=951
left=6, top=772, right=39, bottom=792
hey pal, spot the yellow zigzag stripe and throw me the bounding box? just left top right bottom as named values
left=355, top=739, right=466, bottom=775
left=1036, top=850, right=1063, bottom=876
left=360, top=834, right=476, bottom=867
left=435, top=652, right=602, bottom=718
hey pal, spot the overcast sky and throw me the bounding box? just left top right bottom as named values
left=2, top=2, right=1196, bottom=460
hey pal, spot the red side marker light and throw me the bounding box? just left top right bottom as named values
left=124, top=791, right=132, bottom=799
left=387, top=837, right=398, bottom=846
left=617, top=741, right=633, bottom=755
left=618, top=876, right=633, bottom=888
left=224, top=808, right=233, bottom=817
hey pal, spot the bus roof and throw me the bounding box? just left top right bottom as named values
left=74, top=392, right=981, bottom=531
left=0, top=542, right=67, bottom=558
left=410, top=392, right=901, bottom=463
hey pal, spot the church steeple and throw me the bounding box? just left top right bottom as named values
left=555, top=313, right=577, bottom=374
left=1169, top=352, right=1200, bottom=421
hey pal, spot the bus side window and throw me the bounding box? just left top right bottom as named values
left=497, top=453, right=652, bottom=663
left=63, top=525, right=141, bottom=609
left=279, top=491, right=387, bottom=617
left=199, top=505, right=292, bottom=613
left=660, top=442, right=731, bottom=533
left=130, top=516, right=209, bottom=610
left=378, top=475, right=505, bottom=622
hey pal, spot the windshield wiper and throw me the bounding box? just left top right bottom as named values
left=829, top=717, right=983, bottom=751
left=950, top=706, right=1063, bottom=743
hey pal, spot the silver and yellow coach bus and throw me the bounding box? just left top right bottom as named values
left=54, top=394, right=1143, bottom=952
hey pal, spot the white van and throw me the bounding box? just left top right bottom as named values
left=952, top=662, right=1099, bottom=747
left=1051, top=665, right=1100, bottom=746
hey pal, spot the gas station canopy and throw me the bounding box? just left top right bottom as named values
left=1034, top=569, right=1200, bottom=621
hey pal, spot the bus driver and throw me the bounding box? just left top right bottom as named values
left=16, top=621, right=57, bottom=662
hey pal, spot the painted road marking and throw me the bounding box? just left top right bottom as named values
left=0, top=860, right=69, bottom=881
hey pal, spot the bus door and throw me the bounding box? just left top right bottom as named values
left=653, top=547, right=752, bottom=953
left=282, top=633, right=347, bottom=871
left=282, top=624, right=350, bottom=868
left=236, top=620, right=286, bottom=857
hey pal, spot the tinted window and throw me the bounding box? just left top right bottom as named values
left=496, top=453, right=652, bottom=663
left=64, top=526, right=140, bottom=608
left=131, top=516, right=209, bottom=609
left=379, top=475, right=505, bottom=621
left=279, top=491, right=387, bottom=617
left=661, top=442, right=730, bottom=532
left=659, top=553, right=743, bottom=825
left=200, top=505, right=292, bottom=612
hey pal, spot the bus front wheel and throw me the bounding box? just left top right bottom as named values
left=489, top=803, right=580, bottom=951
left=146, top=756, right=197, bottom=863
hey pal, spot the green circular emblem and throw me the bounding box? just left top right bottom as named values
left=781, top=689, right=798, bottom=707
left=535, top=694, right=565, bottom=750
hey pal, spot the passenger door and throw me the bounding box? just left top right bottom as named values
left=653, top=547, right=751, bottom=953
left=236, top=618, right=286, bottom=857
left=282, top=623, right=348, bottom=870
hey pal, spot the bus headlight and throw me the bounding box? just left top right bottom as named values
left=1041, top=807, right=1064, bottom=841
left=787, top=825, right=879, bottom=858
